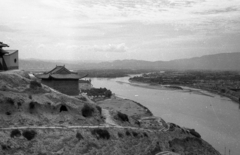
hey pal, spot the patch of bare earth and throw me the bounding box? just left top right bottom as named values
left=97, top=96, right=152, bottom=119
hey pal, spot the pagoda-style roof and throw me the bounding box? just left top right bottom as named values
left=35, top=66, right=87, bottom=80
left=0, top=42, right=16, bottom=56
left=0, top=49, right=8, bottom=55
left=0, top=42, right=9, bottom=48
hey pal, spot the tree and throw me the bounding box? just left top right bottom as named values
left=105, top=90, right=112, bottom=98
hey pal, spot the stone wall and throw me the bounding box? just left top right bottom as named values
left=42, top=79, right=79, bottom=96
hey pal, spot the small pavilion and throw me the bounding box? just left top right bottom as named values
left=35, top=65, right=87, bottom=96
left=0, top=42, right=19, bottom=71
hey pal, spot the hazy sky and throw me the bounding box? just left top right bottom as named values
left=0, top=0, right=240, bottom=61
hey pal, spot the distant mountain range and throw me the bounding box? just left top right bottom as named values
left=20, top=52, right=240, bottom=71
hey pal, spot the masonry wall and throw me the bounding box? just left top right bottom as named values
left=3, top=51, right=19, bottom=70
left=42, top=79, right=79, bottom=96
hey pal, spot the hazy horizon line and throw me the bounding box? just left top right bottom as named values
left=19, top=51, right=240, bottom=63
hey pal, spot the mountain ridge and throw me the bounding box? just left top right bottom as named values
left=20, top=52, right=240, bottom=71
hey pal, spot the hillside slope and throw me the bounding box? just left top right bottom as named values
left=0, top=70, right=221, bottom=155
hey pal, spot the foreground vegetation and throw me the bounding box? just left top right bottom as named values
left=82, top=88, right=112, bottom=98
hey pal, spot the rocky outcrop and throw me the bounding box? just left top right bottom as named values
left=0, top=71, right=221, bottom=155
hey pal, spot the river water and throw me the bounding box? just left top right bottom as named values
left=90, top=76, right=240, bottom=155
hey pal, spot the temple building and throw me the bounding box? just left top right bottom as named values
left=35, top=65, right=87, bottom=96
left=0, top=42, right=19, bottom=71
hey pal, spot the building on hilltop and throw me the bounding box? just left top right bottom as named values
left=35, top=65, right=87, bottom=96
left=0, top=42, right=19, bottom=71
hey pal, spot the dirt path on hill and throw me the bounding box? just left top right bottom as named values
left=0, top=124, right=169, bottom=133
left=102, top=108, right=119, bottom=126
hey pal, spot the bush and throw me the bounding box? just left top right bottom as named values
left=10, top=129, right=21, bottom=138
left=117, top=112, right=129, bottom=122
left=96, top=106, right=102, bottom=114
left=76, top=132, right=84, bottom=140
left=6, top=97, right=14, bottom=105
left=83, top=88, right=112, bottom=98
left=135, top=120, right=141, bottom=126
left=30, top=80, right=42, bottom=89
left=82, top=104, right=94, bottom=117
left=169, top=123, right=176, bottom=131
left=132, top=131, right=138, bottom=137
left=6, top=112, right=11, bottom=116
left=143, top=132, right=148, bottom=137
left=17, top=102, right=22, bottom=107
left=91, top=129, right=110, bottom=140
left=22, top=130, right=37, bottom=140
left=189, top=129, right=201, bottom=138
left=1, top=144, right=10, bottom=150
left=126, top=131, right=131, bottom=136
left=221, top=89, right=226, bottom=93
left=104, top=90, right=112, bottom=98
left=29, top=101, right=35, bottom=110
left=118, top=132, right=123, bottom=138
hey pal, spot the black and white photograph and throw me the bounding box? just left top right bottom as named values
left=0, top=0, right=240, bottom=154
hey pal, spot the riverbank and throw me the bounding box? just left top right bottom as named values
left=91, top=77, right=240, bottom=154
left=96, top=95, right=153, bottom=119
left=129, top=79, right=240, bottom=105
left=188, top=85, right=240, bottom=104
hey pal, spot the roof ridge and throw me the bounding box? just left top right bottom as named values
left=55, top=66, right=71, bottom=74
left=45, top=65, right=63, bottom=74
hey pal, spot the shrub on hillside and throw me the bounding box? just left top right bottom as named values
left=96, top=105, right=102, bottom=114
left=135, top=120, right=141, bottom=126
left=22, top=130, right=37, bottom=140
left=82, top=88, right=112, bottom=98
left=30, top=80, right=42, bottom=89
left=1, top=144, right=10, bottom=150
left=189, top=129, right=201, bottom=138
left=29, top=101, right=35, bottom=110
left=104, top=90, right=112, bottom=98
left=169, top=123, right=176, bottom=131
left=118, top=132, right=123, bottom=138
left=17, top=101, right=22, bottom=107
left=143, top=132, right=148, bottom=137
left=91, top=129, right=110, bottom=140
left=125, top=131, right=131, bottom=136
left=6, top=97, right=14, bottom=105
left=5, top=112, right=11, bottom=116
left=132, top=131, right=138, bottom=137
left=117, top=112, right=129, bottom=122
left=10, top=129, right=21, bottom=138
left=82, top=104, right=94, bottom=117
left=76, top=132, right=84, bottom=140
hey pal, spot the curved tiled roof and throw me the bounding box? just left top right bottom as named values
left=0, top=49, right=8, bottom=55
left=0, top=42, right=9, bottom=48
left=36, top=74, right=87, bottom=80
left=45, top=66, right=71, bottom=74
left=35, top=65, right=87, bottom=80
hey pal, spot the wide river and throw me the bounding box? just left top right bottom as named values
left=90, top=76, right=240, bottom=155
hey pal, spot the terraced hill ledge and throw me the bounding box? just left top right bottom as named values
left=0, top=70, right=220, bottom=155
